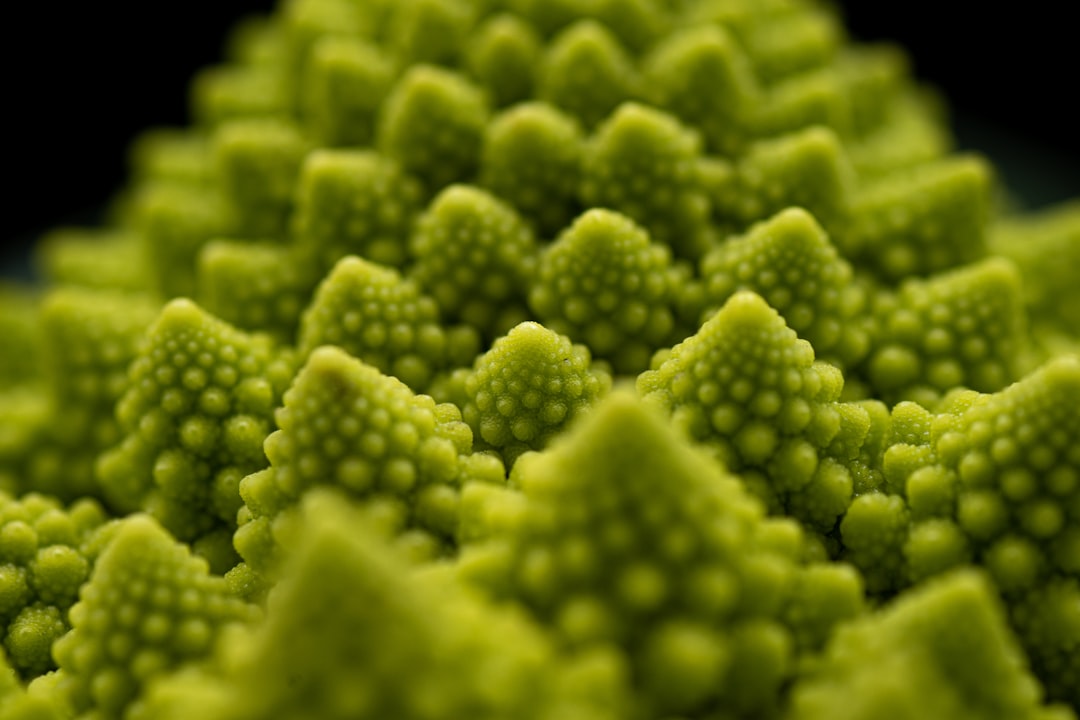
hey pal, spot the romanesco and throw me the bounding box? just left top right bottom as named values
left=1, top=0, right=1079, bottom=718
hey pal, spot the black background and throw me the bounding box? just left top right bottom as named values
left=3, top=1, right=1078, bottom=276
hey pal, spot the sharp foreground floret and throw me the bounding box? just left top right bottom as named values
left=1, top=0, right=1079, bottom=718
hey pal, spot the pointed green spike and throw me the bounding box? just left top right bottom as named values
left=386, top=0, right=475, bottom=68
left=700, top=207, right=869, bottom=368
left=477, top=390, right=804, bottom=717
left=196, top=240, right=313, bottom=344
left=720, top=127, right=855, bottom=230
left=838, top=156, right=992, bottom=281
left=410, top=184, right=537, bottom=341
left=130, top=183, right=227, bottom=299
left=191, top=65, right=289, bottom=128
left=293, top=149, right=423, bottom=274
left=639, top=291, right=868, bottom=531
left=301, top=36, right=395, bottom=147
left=538, top=20, right=641, bottom=130
left=211, top=117, right=309, bottom=239
left=28, top=289, right=160, bottom=500
left=465, top=14, right=542, bottom=108
left=644, top=25, right=759, bottom=155
left=299, top=256, right=478, bottom=392
left=153, top=490, right=630, bottom=720
left=96, top=299, right=293, bottom=569
left=377, top=65, right=489, bottom=194
left=53, top=515, right=255, bottom=719
left=580, top=102, right=711, bottom=260
left=788, top=570, right=1052, bottom=720
left=530, top=208, right=681, bottom=374
left=461, top=321, right=610, bottom=465
left=234, top=346, right=481, bottom=576
left=866, top=256, right=1026, bottom=406
left=479, top=101, right=584, bottom=236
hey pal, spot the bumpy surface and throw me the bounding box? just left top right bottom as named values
left=530, top=208, right=683, bottom=373
left=298, top=255, right=478, bottom=391
left=2, top=0, right=1080, bottom=717
left=788, top=570, right=1061, bottom=720
left=460, top=321, right=610, bottom=464
left=52, top=515, right=256, bottom=719
left=96, top=299, right=294, bottom=572
left=461, top=391, right=864, bottom=718
left=410, top=185, right=537, bottom=339
left=135, top=490, right=629, bottom=720
left=698, top=207, right=870, bottom=369
left=233, top=346, right=500, bottom=589
left=638, top=291, right=872, bottom=534
left=0, top=493, right=105, bottom=680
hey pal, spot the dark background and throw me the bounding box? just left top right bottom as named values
left=3, top=1, right=1078, bottom=277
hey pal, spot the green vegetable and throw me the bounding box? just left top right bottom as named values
left=1, top=0, right=1079, bottom=718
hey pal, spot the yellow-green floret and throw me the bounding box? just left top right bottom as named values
left=2, top=0, right=1080, bottom=716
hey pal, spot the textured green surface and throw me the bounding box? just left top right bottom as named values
left=1, top=0, right=1079, bottom=717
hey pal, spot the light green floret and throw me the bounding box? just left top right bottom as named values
left=639, top=291, right=885, bottom=535
left=376, top=64, right=490, bottom=194
left=935, top=357, right=1080, bottom=583
left=580, top=102, right=712, bottom=260
left=730, top=5, right=842, bottom=84
left=460, top=391, right=861, bottom=718
left=753, top=65, right=852, bottom=140
left=410, top=184, right=537, bottom=340
left=302, top=36, right=396, bottom=147
left=292, top=149, right=423, bottom=273
left=0, top=390, right=49, bottom=495
left=0, top=644, right=69, bottom=720
left=788, top=569, right=1070, bottom=720
left=52, top=515, right=258, bottom=720
left=127, top=129, right=213, bottom=190
left=513, top=0, right=670, bottom=52
left=864, top=257, right=1026, bottom=407
left=1010, top=578, right=1080, bottom=709
left=832, top=44, right=909, bottom=136
left=699, top=208, right=870, bottom=371
left=643, top=24, right=760, bottom=156
left=529, top=209, right=682, bottom=374
left=638, top=291, right=873, bottom=534
left=836, top=155, right=992, bottom=282
left=480, top=101, right=585, bottom=237
left=0, top=492, right=106, bottom=680
left=36, top=228, right=153, bottom=294
left=190, top=64, right=289, bottom=128
left=0, top=284, right=42, bottom=389
left=27, top=288, right=160, bottom=500
left=839, top=491, right=910, bottom=594
left=128, top=184, right=227, bottom=298
left=137, top=490, right=630, bottom=720
left=298, top=256, right=479, bottom=392
left=276, top=0, right=376, bottom=109
left=873, top=357, right=1080, bottom=705
left=711, top=126, right=855, bottom=231
left=847, top=86, right=952, bottom=177
left=233, top=346, right=502, bottom=584
left=990, top=201, right=1080, bottom=357
left=197, top=240, right=312, bottom=344
left=537, top=20, right=641, bottom=131
left=95, top=299, right=294, bottom=572
left=461, top=321, right=610, bottom=465
left=212, top=118, right=309, bottom=239
left=386, top=0, right=476, bottom=68
left=465, top=14, right=543, bottom=108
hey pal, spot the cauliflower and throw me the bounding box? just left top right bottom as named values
left=1, top=1, right=1079, bottom=718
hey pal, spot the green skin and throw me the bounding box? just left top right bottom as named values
left=1, top=0, right=1079, bottom=718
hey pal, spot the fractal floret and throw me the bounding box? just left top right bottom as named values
left=1, top=0, right=1079, bottom=718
